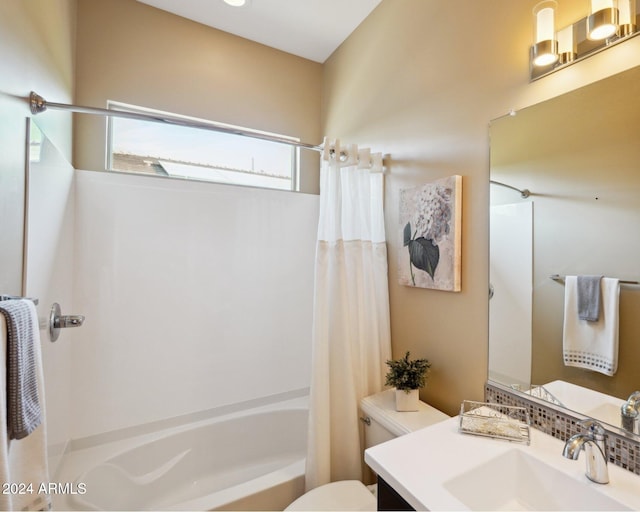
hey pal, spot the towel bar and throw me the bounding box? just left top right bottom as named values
left=550, top=274, right=639, bottom=285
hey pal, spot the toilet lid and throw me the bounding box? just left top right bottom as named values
left=360, top=389, right=450, bottom=436
left=284, top=480, right=376, bottom=511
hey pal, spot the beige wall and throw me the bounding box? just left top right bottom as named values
left=323, top=0, right=640, bottom=415
left=74, top=0, right=323, bottom=193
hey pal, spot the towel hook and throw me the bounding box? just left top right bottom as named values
left=49, top=303, right=85, bottom=342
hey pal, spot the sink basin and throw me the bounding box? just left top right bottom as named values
left=443, top=449, right=629, bottom=511
left=538, top=381, right=626, bottom=431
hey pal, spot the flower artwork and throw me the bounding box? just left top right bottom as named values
left=399, top=175, right=462, bottom=291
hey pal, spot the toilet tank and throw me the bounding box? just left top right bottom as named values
left=360, top=389, right=449, bottom=449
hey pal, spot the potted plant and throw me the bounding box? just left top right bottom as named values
left=385, top=351, right=431, bottom=411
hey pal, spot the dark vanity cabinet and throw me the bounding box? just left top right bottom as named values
left=377, top=476, right=415, bottom=511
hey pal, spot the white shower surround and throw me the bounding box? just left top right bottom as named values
left=72, top=170, right=318, bottom=439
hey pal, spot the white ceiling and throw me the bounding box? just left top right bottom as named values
left=137, top=0, right=381, bottom=63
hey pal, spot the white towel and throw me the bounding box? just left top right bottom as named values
left=0, top=302, right=51, bottom=511
left=563, top=276, right=620, bottom=376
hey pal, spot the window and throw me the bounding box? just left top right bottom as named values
left=107, top=102, right=300, bottom=191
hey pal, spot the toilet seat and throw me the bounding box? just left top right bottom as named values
left=284, top=480, right=376, bottom=511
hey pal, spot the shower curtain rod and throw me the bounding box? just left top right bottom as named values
left=28, top=91, right=323, bottom=152
left=489, top=180, right=530, bottom=198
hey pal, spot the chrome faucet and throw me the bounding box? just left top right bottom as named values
left=562, top=419, right=609, bottom=484
left=621, top=391, right=640, bottom=435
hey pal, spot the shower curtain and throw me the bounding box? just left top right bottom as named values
left=305, top=141, right=391, bottom=491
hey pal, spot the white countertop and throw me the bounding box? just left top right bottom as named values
left=365, top=415, right=640, bottom=511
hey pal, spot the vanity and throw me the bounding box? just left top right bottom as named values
left=366, top=415, right=640, bottom=511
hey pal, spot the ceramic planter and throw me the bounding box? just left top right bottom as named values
left=395, top=388, right=419, bottom=411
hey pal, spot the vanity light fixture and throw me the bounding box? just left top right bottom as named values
left=532, top=1, right=559, bottom=66
left=530, top=0, right=640, bottom=80
left=587, top=0, right=619, bottom=40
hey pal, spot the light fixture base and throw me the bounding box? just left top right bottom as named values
left=587, top=7, right=619, bottom=40
left=619, top=23, right=636, bottom=36
left=559, top=51, right=577, bottom=64
left=532, top=39, right=559, bottom=66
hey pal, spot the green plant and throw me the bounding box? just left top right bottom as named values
left=385, top=351, right=431, bottom=392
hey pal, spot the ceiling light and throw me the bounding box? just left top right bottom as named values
left=223, top=0, right=247, bottom=6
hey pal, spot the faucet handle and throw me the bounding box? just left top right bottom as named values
left=622, top=392, right=640, bottom=435
left=578, top=419, right=606, bottom=439
left=621, top=391, right=640, bottom=418
left=625, top=391, right=640, bottom=408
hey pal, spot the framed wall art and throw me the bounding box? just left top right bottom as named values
left=398, top=175, right=462, bottom=291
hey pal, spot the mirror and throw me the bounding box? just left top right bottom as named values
left=0, top=119, right=28, bottom=297
left=489, top=65, right=640, bottom=437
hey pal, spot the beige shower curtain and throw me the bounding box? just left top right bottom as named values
left=305, top=141, right=391, bottom=491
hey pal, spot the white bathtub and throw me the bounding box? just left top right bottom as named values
left=55, top=396, right=308, bottom=511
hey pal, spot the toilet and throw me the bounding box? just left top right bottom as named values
left=285, top=389, right=449, bottom=511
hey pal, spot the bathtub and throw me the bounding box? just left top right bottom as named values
left=55, top=395, right=308, bottom=511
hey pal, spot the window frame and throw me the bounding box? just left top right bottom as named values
left=105, top=101, right=301, bottom=192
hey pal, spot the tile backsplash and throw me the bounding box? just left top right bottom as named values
left=486, top=382, right=640, bottom=476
